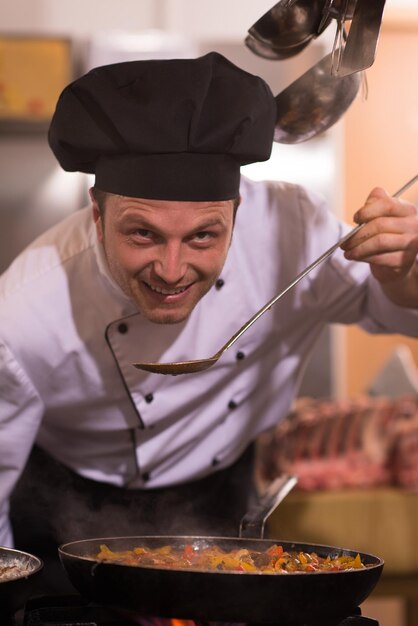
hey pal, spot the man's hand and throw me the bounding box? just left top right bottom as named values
left=341, top=187, right=418, bottom=308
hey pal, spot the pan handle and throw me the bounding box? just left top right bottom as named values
left=239, top=474, right=298, bottom=539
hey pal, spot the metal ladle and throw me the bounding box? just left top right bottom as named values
left=245, top=33, right=312, bottom=61
left=246, top=0, right=331, bottom=60
left=274, top=49, right=361, bottom=144
left=133, top=175, right=418, bottom=376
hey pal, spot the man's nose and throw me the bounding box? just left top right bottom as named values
left=153, top=243, right=187, bottom=284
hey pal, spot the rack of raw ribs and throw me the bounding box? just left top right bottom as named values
left=257, top=395, right=418, bottom=491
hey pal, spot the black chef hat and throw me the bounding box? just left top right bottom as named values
left=48, top=52, right=276, bottom=201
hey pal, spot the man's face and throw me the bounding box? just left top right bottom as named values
left=92, top=191, right=236, bottom=324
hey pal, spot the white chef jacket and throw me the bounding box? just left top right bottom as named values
left=1, top=177, right=417, bottom=546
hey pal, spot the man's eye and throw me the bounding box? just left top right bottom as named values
left=135, top=229, right=152, bottom=239
left=194, top=231, right=212, bottom=241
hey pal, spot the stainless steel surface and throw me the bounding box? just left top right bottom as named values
left=239, top=474, right=298, bottom=538
left=274, top=50, right=361, bottom=144
left=323, top=0, right=357, bottom=21
left=245, top=32, right=311, bottom=60
left=246, top=0, right=385, bottom=77
left=247, top=0, right=330, bottom=60
left=338, top=0, right=386, bottom=76
left=133, top=175, right=418, bottom=376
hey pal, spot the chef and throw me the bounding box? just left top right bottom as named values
left=1, top=52, right=417, bottom=594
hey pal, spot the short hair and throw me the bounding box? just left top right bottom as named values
left=91, top=187, right=240, bottom=221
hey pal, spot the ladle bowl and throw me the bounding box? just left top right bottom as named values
left=274, top=50, right=361, bottom=143
left=248, top=0, right=331, bottom=56
left=245, top=33, right=311, bottom=61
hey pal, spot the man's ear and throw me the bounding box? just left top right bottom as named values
left=232, top=195, right=242, bottom=226
left=89, top=187, right=104, bottom=242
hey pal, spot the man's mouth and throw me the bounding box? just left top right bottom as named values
left=145, top=282, right=190, bottom=296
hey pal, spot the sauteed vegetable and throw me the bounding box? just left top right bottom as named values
left=95, top=543, right=366, bottom=574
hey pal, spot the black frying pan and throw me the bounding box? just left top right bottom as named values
left=0, top=546, right=43, bottom=613
left=59, top=535, right=383, bottom=624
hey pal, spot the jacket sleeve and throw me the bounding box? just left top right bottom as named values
left=293, top=185, right=418, bottom=336
left=0, top=342, right=44, bottom=546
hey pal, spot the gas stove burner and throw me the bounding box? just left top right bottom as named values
left=7, top=595, right=380, bottom=626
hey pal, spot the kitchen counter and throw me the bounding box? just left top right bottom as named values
left=267, top=488, right=418, bottom=625
left=268, top=487, right=418, bottom=574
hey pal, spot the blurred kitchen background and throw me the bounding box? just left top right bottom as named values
left=0, top=2, right=417, bottom=625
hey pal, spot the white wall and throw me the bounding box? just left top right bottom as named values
left=1, top=0, right=271, bottom=38
left=2, top=0, right=157, bottom=35
left=1, top=0, right=414, bottom=39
